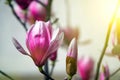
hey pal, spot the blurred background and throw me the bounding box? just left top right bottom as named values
left=0, top=0, right=120, bottom=80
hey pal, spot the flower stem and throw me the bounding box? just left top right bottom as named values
left=24, top=10, right=28, bottom=29
left=7, top=0, right=28, bottom=32
left=94, top=1, right=120, bottom=80
left=0, top=70, right=14, bottom=80
left=39, top=67, right=54, bottom=80
left=50, top=61, right=56, bottom=76
left=67, top=75, right=72, bottom=80
left=44, top=60, right=49, bottom=80
left=46, top=0, right=53, bottom=21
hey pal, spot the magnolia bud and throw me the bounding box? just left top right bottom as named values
left=66, top=38, right=78, bottom=77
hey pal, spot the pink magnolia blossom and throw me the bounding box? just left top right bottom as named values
left=100, top=72, right=105, bottom=80
left=28, top=1, right=47, bottom=24
left=77, top=56, right=94, bottom=80
left=13, top=21, right=64, bottom=67
left=14, top=0, right=48, bottom=25
left=15, top=0, right=33, bottom=9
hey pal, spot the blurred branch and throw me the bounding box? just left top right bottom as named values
left=50, top=61, right=56, bottom=76
left=108, top=67, right=120, bottom=79
left=0, top=70, right=14, bottom=80
left=52, top=18, right=59, bottom=25
left=7, top=0, right=28, bottom=32
left=78, top=39, right=91, bottom=45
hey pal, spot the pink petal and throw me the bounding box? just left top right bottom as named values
left=48, top=29, right=64, bottom=54
left=45, top=21, right=52, bottom=40
left=41, top=29, right=64, bottom=64
left=67, top=38, right=77, bottom=59
left=12, top=37, right=29, bottom=56
left=100, top=72, right=105, bottom=80
left=26, top=25, right=34, bottom=54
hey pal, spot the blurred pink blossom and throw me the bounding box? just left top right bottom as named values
left=15, top=0, right=33, bottom=9
left=61, top=27, right=79, bottom=45
left=28, top=1, right=47, bottom=24
left=14, top=0, right=48, bottom=25
left=77, top=56, right=94, bottom=80
left=100, top=64, right=110, bottom=80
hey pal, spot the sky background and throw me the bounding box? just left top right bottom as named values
left=0, top=0, right=120, bottom=79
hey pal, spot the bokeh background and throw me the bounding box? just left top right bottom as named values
left=0, top=0, right=120, bottom=80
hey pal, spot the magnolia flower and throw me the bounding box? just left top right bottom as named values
left=13, top=21, right=64, bottom=67
left=15, top=0, right=33, bottom=9
left=61, top=27, right=79, bottom=45
left=77, top=56, right=94, bottom=80
left=28, top=1, right=47, bottom=24
left=66, top=38, right=78, bottom=77
left=100, top=64, right=109, bottom=80
left=14, top=0, right=48, bottom=25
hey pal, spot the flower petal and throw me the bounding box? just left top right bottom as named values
left=12, top=37, right=29, bottom=56
left=45, top=21, right=52, bottom=41
left=26, top=24, right=34, bottom=54
left=48, top=28, right=64, bottom=54
left=67, top=38, right=77, bottom=59
left=40, top=29, right=64, bottom=64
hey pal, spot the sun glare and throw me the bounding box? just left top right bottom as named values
left=116, top=6, right=120, bottom=18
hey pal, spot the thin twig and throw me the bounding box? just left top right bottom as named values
left=52, top=18, right=59, bottom=25
left=44, top=60, right=49, bottom=80
left=45, top=0, right=53, bottom=21
left=50, top=61, right=55, bottom=76
left=0, top=70, right=14, bottom=80
left=7, top=0, right=28, bottom=32
left=109, top=67, right=120, bottom=78
left=94, top=0, right=120, bottom=80
left=24, top=11, right=28, bottom=29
